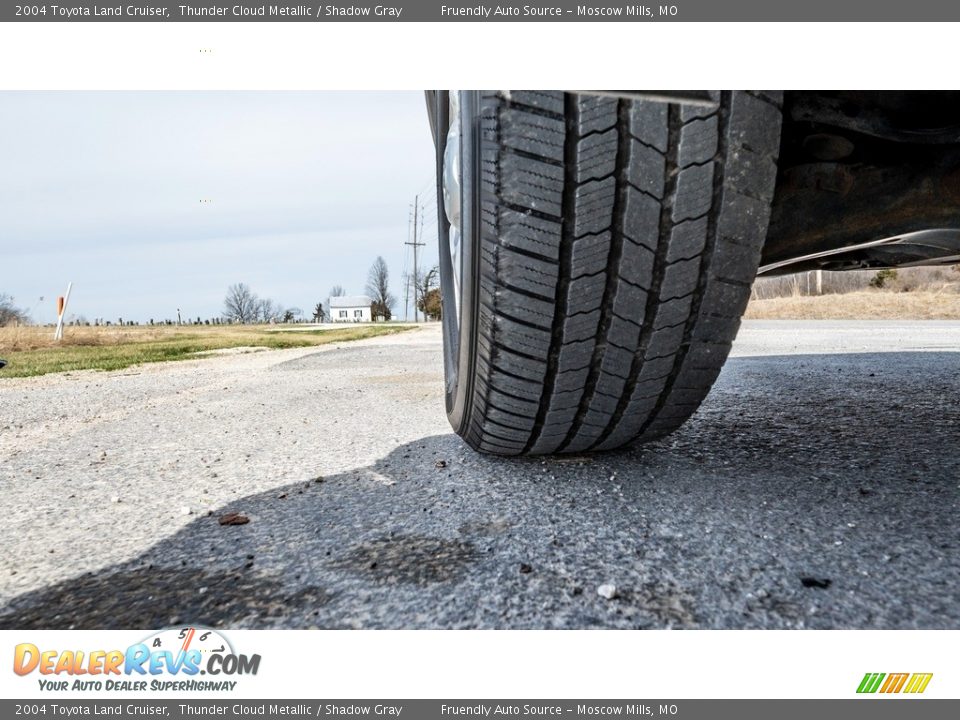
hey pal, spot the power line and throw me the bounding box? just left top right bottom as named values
left=414, top=177, right=436, bottom=200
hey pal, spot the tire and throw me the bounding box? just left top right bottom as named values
left=440, top=90, right=782, bottom=455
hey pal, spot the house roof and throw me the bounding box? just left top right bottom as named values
left=329, top=295, right=372, bottom=308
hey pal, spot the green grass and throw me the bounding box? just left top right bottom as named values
left=0, top=324, right=413, bottom=379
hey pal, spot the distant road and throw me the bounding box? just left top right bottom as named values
left=1, top=321, right=958, bottom=629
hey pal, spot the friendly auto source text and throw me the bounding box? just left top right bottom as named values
left=440, top=706, right=661, bottom=716
left=440, top=5, right=675, bottom=18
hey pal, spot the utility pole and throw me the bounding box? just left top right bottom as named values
left=403, top=206, right=412, bottom=321
left=405, top=194, right=425, bottom=322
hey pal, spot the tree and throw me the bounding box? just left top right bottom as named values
left=256, top=297, right=284, bottom=323
left=419, top=287, right=442, bottom=320
left=312, top=302, right=326, bottom=322
left=413, top=265, right=440, bottom=320
left=223, top=283, right=258, bottom=324
left=366, top=256, right=396, bottom=321
left=330, top=285, right=346, bottom=298
left=414, top=265, right=440, bottom=319
left=0, top=293, right=29, bottom=327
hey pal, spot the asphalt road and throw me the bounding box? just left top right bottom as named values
left=1, top=321, right=958, bottom=629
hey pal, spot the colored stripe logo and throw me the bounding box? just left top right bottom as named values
left=857, top=672, right=933, bottom=694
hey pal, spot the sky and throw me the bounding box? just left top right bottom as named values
left=0, top=91, right=438, bottom=324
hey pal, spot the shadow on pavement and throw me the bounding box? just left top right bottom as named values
left=1, top=352, right=957, bottom=629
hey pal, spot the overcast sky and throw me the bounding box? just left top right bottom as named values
left=0, top=91, right=438, bottom=324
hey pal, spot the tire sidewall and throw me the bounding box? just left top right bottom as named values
left=441, top=90, right=480, bottom=434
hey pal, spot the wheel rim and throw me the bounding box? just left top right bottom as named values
left=442, top=91, right=464, bottom=334
left=439, top=90, right=477, bottom=431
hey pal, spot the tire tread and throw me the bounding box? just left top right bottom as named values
left=462, top=91, right=781, bottom=454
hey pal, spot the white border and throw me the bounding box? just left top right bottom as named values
left=1, top=17, right=956, bottom=703
left=0, top=22, right=959, bottom=90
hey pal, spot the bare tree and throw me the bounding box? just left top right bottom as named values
left=312, top=302, right=326, bottom=322
left=223, top=283, right=258, bottom=324
left=414, top=265, right=439, bottom=314
left=0, top=293, right=29, bottom=327
left=366, top=256, right=396, bottom=321
left=256, top=297, right=284, bottom=324
left=330, top=285, right=346, bottom=298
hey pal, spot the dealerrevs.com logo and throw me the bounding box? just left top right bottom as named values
left=857, top=673, right=933, bottom=694
left=13, top=627, right=260, bottom=692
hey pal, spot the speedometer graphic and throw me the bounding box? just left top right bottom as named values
left=140, top=626, right=234, bottom=658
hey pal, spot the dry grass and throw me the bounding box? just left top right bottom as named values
left=752, top=266, right=960, bottom=299
left=0, top=324, right=413, bottom=378
left=0, top=323, right=343, bottom=352
left=746, top=291, right=960, bottom=320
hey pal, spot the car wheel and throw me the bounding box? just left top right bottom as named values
left=438, top=90, right=782, bottom=455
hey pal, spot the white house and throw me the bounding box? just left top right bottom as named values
left=329, top=295, right=372, bottom=323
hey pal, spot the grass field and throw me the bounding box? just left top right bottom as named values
left=745, top=291, right=960, bottom=320
left=0, top=324, right=413, bottom=379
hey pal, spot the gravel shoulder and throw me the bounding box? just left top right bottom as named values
left=1, top=321, right=958, bottom=629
